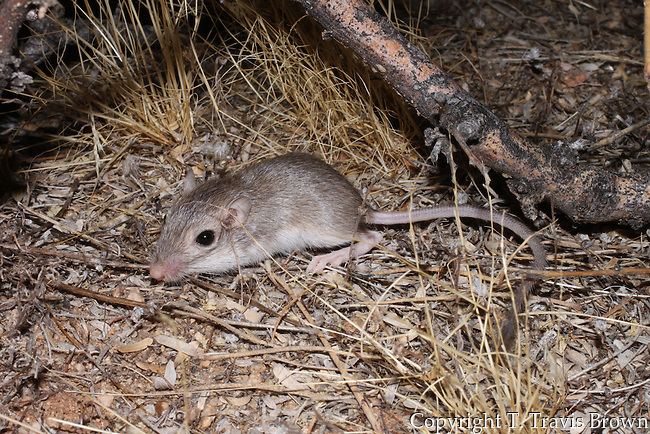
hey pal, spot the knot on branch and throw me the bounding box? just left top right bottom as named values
left=456, top=116, right=485, bottom=143
left=440, top=95, right=502, bottom=146
left=506, top=178, right=548, bottom=222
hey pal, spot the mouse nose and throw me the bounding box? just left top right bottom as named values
left=149, top=263, right=167, bottom=281
left=150, top=258, right=184, bottom=282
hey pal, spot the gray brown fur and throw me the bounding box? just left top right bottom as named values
left=151, top=153, right=367, bottom=279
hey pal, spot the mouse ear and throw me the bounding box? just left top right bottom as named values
left=181, top=169, right=197, bottom=195
left=221, top=197, right=251, bottom=229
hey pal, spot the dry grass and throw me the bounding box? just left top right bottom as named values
left=1, top=0, right=648, bottom=432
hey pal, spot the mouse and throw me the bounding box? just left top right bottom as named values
left=149, top=153, right=546, bottom=347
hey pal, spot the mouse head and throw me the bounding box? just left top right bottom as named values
left=149, top=190, right=252, bottom=282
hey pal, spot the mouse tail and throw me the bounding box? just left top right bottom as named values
left=367, top=205, right=546, bottom=269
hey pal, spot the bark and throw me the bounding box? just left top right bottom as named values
left=0, top=0, right=62, bottom=97
left=0, top=0, right=30, bottom=58
left=643, top=0, right=650, bottom=82
left=0, top=0, right=31, bottom=93
left=297, top=0, right=650, bottom=228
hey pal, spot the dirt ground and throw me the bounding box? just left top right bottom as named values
left=0, top=0, right=648, bottom=433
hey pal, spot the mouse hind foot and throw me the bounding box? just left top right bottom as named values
left=307, top=230, right=382, bottom=273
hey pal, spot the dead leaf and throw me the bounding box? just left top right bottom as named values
left=115, top=337, right=153, bottom=353
left=225, top=395, right=252, bottom=406
left=95, top=394, right=114, bottom=408
left=243, top=307, right=264, bottom=323
left=155, top=335, right=202, bottom=357
left=383, top=312, right=414, bottom=330
left=272, top=364, right=308, bottom=390
left=164, top=360, right=177, bottom=386
left=562, top=70, right=589, bottom=87
left=126, top=287, right=145, bottom=303
left=135, top=361, right=165, bottom=375
left=153, top=376, right=173, bottom=390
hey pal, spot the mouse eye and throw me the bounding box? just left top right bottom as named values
left=195, top=230, right=215, bottom=246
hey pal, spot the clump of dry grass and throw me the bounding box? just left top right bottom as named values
left=203, top=1, right=422, bottom=176
left=45, top=0, right=198, bottom=146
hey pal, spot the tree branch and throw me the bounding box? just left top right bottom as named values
left=297, top=0, right=650, bottom=228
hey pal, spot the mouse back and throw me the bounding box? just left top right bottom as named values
left=239, top=153, right=363, bottom=228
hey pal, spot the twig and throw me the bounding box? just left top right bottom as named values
left=515, top=267, right=650, bottom=278
left=591, top=118, right=650, bottom=150
left=165, top=303, right=270, bottom=346
left=568, top=337, right=638, bottom=381
left=0, top=242, right=146, bottom=270
left=48, top=281, right=291, bottom=346
left=0, top=0, right=59, bottom=95
left=0, top=412, right=48, bottom=434
left=189, top=276, right=303, bottom=327
left=18, top=202, right=143, bottom=263
left=28, top=178, right=80, bottom=238
left=0, top=0, right=30, bottom=57
left=201, top=345, right=353, bottom=361
left=50, top=281, right=146, bottom=308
